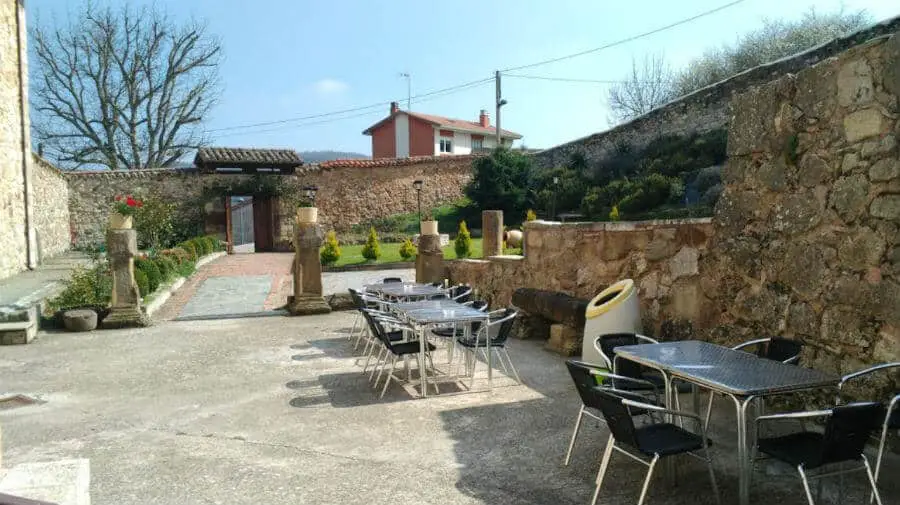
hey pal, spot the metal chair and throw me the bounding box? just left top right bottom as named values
left=590, top=389, right=720, bottom=505
left=838, top=362, right=900, bottom=502
left=449, top=285, right=473, bottom=303
left=457, top=308, right=520, bottom=384
left=431, top=300, right=488, bottom=338
left=595, top=333, right=672, bottom=390
left=704, top=337, right=804, bottom=429
left=753, top=402, right=886, bottom=505
left=363, top=311, right=437, bottom=398
left=563, top=359, right=660, bottom=466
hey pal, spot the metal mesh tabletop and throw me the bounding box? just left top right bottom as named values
left=396, top=300, right=487, bottom=325
left=367, top=282, right=446, bottom=298
left=615, top=340, right=838, bottom=396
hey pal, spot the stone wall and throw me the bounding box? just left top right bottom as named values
left=0, top=0, right=29, bottom=280
left=66, top=155, right=475, bottom=248
left=699, top=32, right=900, bottom=375
left=32, top=154, right=70, bottom=260
left=447, top=218, right=714, bottom=335
left=532, top=16, right=900, bottom=171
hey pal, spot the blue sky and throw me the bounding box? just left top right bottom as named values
left=27, top=0, right=900, bottom=156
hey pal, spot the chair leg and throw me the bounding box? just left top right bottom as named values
left=501, top=348, right=522, bottom=384
left=380, top=357, right=396, bottom=398
left=704, top=446, right=721, bottom=505
left=704, top=390, right=715, bottom=430
left=591, top=435, right=616, bottom=505
left=637, top=454, right=660, bottom=505
left=495, top=348, right=510, bottom=374
left=563, top=405, right=585, bottom=466
left=862, top=456, right=883, bottom=505
left=349, top=311, right=360, bottom=340
left=871, top=421, right=890, bottom=504
left=798, top=464, right=816, bottom=505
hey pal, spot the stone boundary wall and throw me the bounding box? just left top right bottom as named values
left=32, top=154, right=70, bottom=261
left=65, top=155, right=476, bottom=247
left=447, top=218, right=714, bottom=334
left=532, top=16, right=900, bottom=170
left=699, top=32, right=900, bottom=377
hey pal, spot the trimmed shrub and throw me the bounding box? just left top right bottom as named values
left=179, top=240, right=198, bottom=261
left=320, top=230, right=341, bottom=265
left=155, top=256, right=176, bottom=280
left=361, top=227, right=381, bottom=261
left=609, top=205, right=620, bottom=221
left=454, top=220, right=473, bottom=259
left=526, top=209, right=537, bottom=221
left=135, top=268, right=150, bottom=298
left=46, top=265, right=112, bottom=313
left=399, top=237, right=417, bottom=260
left=206, top=235, right=224, bottom=252
left=135, top=258, right=161, bottom=293
left=176, top=259, right=196, bottom=277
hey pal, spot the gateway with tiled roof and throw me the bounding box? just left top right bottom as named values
left=362, top=102, right=522, bottom=158
left=194, top=147, right=302, bottom=174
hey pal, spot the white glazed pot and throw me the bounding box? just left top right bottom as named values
left=297, top=207, right=318, bottom=223
left=420, top=220, right=438, bottom=235
left=109, top=213, right=133, bottom=229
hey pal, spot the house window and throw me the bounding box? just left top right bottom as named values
left=472, top=137, right=483, bottom=151
left=440, top=138, right=453, bottom=153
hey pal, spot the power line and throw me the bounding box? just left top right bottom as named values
left=500, top=0, right=748, bottom=73
left=504, top=73, right=673, bottom=84
left=214, top=79, right=494, bottom=139
left=205, top=77, right=493, bottom=134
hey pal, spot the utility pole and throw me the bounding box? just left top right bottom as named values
left=400, top=72, right=411, bottom=111
left=495, top=70, right=502, bottom=146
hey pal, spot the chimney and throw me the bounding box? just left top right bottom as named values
left=479, top=109, right=490, bottom=127
left=390, top=101, right=400, bottom=115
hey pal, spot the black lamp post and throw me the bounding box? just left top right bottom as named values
left=551, top=176, right=559, bottom=220
left=413, top=179, right=424, bottom=220
left=303, top=185, right=318, bottom=206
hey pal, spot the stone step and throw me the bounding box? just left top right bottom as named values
left=0, top=305, right=39, bottom=346
left=0, top=459, right=90, bottom=505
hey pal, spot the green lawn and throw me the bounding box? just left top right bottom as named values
left=325, top=238, right=520, bottom=267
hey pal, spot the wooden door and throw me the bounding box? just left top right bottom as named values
left=252, top=196, right=276, bottom=252
left=224, top=196, right=234, bottom=254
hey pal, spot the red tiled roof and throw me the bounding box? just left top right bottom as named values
left=318, top=154, right=482, bottom=169
left=363, top=111, right=521, bottom=139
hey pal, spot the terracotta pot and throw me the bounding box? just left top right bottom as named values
left=297, top=207, right=318, bottom=223
left=420, top=220, right=438, bottom=235
left=109, top=213, right=133, bottom=229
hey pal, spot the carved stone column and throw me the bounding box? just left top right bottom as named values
left=287, top=219, right=331, bottom=315
left=102, top=229, right=147, bottom=328
left=482, top=210, right=503, bottom=257
left=416, top=232, right=444, bottom=284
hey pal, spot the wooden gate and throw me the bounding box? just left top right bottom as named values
left=252, top=196, right=277, bottom=252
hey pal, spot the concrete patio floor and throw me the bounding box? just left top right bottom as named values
left=0, top=312, right=896, bottom=504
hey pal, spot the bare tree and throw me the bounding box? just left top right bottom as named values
left=31, top=4, right=221, bottom=170
left=607, top=54, right=675, bottom=124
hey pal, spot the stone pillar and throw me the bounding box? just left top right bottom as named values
left=102, top=229, right=147, bottom=328
left=287, top=219, right=331, bottom=315
left=482, top=210, right=503, bottom=257
left=416, top=231, right=444, bottom=284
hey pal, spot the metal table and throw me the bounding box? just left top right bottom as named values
left=366, top=282, right=446, bottom=302
left=395, top=299, right=490, bottom=397
left=615, top=340, right=839, bottom=505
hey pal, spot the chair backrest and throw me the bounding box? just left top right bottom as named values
left=488, top=308, right=517, bottom=345
left=451, top=285, right=473, bottom=303
left=362, top=310, right=394, bottom=350
left=595, top=333, right=642, bottom=378
left=566, top=359, right=606, bottom=409
left=471, top=300, right=488, bottom=312
left=383, top=277, right=402, bottom=283
left=761, top=337, right=803, bottom=364
left=348, top=288, right=364, bottom=309
left=819, top=402, right=885, bottom=466
left=594, top=388, right=640, bottom=449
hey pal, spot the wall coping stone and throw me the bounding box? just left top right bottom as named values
left=487, top=255, right=525, bottom=263
left=524, top=218, right=713, bottom=231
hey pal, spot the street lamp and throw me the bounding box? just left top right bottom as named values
left=413, top=179, right=424, bottom=221
left=303, top=185, right=318, bottom=206
left=551, top=176, right=559, bottom=221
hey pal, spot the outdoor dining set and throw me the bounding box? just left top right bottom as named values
left=564, top=334, right=898, bottom=505
left=345, top=278, right=521, bottom=398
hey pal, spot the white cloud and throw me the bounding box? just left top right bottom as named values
left=312, top=78, right=349, bottom=96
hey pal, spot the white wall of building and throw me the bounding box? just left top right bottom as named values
left=452, top=131, right=472, bottom=155
left=395, top=113, right=409, bottom=158
left=432, top=127, right=514, bottom=155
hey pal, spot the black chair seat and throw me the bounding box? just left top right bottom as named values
left=432, top=327, right=465, bottom=338
left=757, top=432, right=826, bottom=469
left=390, top=341, right=436, bottom=356
left=456, top=337, right=504, bottom=348
left=634, top=423, right=707, bottom=456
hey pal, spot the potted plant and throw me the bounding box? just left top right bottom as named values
left=110, top=194, right=143, bottom=229
left=420, top=210, right=438, bottom=235
left=297, top=186, right=318, bottom=223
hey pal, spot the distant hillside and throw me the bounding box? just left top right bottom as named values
left=300, top=150, right=369, bottom=163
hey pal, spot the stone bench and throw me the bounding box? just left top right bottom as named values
left=0, top=304, right=39, bottom=345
